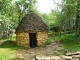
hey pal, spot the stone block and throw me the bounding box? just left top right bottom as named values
left=61, top=55, right=72, bottom=60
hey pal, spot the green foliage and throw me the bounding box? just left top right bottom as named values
left=43, top=39, right=52, bottom=47
left=60, top=33, right=77, bottom=43
left=42, top=31, right=80, bottom=52
left=0, top=0, right=37, bottom=39
left=43, top=34, right=56, bottom=47
left=48, top=33, right=80, bottom=52
left=15, top=0, right=37, bottom=22
left=59, top=33, right=80, bottom=52
left=39, top=11, right=59, bottom=31
left=0, top=0, right=80, bottom=51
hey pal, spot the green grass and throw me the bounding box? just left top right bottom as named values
left=0, top=42, right=27, bottom=60
left=0, top=36, right=27, bottom=60
left=64, top=43, right=80, bottom=52
left=60, top=34, right=80, bottom=52
left=0, top=43, right=25, bottom=60
left=0, top=47, right=25, bottom=60
left=45, top=33, right=80, bottom=52
left=0, top=33, right=80, bottom=60
left=0, top=48, right=12, bottom=60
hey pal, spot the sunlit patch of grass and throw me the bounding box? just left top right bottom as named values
left=0, top=43, right=27, bottom=60
left=0, top=37, right=27, bottom=60
left=0, top=48, right=14, bottom=60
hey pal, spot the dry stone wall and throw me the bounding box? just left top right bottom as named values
left=16, top=32, right=48, bottom=47
left=16, top=32, right=29, bottom=47
left=37, top=32, right=48, bottom=46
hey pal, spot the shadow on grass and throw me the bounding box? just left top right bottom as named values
left=0, top=40, right=27, bottom=50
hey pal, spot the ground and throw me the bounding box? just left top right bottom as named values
left=0, top=34, right=80, bottom=60
left=11, top=42, right=65, bottom=60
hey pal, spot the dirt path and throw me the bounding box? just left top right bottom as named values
left=15, top=42, right=65, bottom=60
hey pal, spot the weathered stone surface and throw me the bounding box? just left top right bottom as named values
left=36, top=56, right=61, bottom=60
left=16, top=32, right=48, bottom=47
left=61, top=55, right=72, bottom=59
left=16, top=32, right=29, bottom=47
left=36, top=55, right=50, bottom=60
left=76, top=52, right=80, bottom=54
left=72, top=55, right=80, bottom=58
left=15, top=12, right=48, bottom=33
left=37, top=32, right=48, bottom=46
left=28, top=54, right=80, bottom=60
left=50, top=56, right=61, bottom=60
left=72, top=58, right=79, bottom=60
left=66, top=52, right=80, bottom=56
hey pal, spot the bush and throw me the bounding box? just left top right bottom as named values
left=43, top=38, right=53, bottom=47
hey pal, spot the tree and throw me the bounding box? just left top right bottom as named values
left=15, top=0, right=37, bottom=22
left=0, top=0, right=37, bottom=39
left=52, top=0, right=78, bottom=36
left=75, top=0, right=80, bottom=37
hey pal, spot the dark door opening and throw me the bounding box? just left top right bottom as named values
left=29, top=33, right=37, bottom=48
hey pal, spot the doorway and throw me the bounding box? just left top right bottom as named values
left=29, top=33, right=37, bottom=48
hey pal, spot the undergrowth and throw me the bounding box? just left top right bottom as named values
left=44, top=33, right=80, bottom=52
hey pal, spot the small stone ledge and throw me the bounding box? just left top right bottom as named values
left=66, top=52, right=80, bottom=56
left=61, top=55, right=72, bottom=60
left=36, top=56, right=61, bottom=60
left=36, top=51, right=80, bottom=60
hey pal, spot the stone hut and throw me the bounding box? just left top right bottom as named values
left=15, top=12, right=48, bottom=48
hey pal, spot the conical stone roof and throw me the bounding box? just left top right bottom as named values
left=16, top=12, right=48, bottom=33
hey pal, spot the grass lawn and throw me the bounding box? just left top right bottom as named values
left=0, top=44, right=21, bottom=60
left=46, top=33, right=80, bottom=52
left=0, top=37, right=26, bottom=60
left=0, top=48, right=12, bottom=60
left=0, top=42, right=27, bottom=60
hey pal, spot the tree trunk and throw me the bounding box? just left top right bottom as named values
left=75, top=2, right=80, bottom=37
left=64, top=23, right=66, bottom=37
left=59, top=22, right=62, bottom=37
